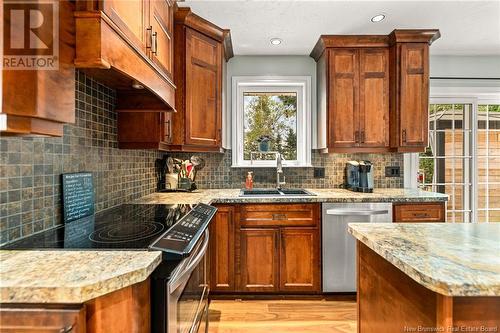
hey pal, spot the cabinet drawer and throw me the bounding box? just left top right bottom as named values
left=0, top=306, right=85, bottom=333
left=240, top=204, right=319, bottom=227
left=393, top=203, right=445, bottom=222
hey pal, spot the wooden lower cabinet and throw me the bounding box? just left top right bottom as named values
left=239, top=228, right=280, bottom=292
left=210, top=204, right=321, bottom=294
left=280, top=228, right=320, bottom=292
left=0, top=280, right=150, bottom=333
left=393, top=202, right=446, bottom=222
left=0, top=306, right=86, bottom=333
left=209, top=205, right=235, bottom=292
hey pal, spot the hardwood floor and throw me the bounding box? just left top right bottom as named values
left=208, top=299, right=357, bottom=333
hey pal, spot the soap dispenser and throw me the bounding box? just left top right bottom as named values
left=245, top=171, right=254, bottom=190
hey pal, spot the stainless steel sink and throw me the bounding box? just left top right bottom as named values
left=239, top=188, right=316, bottom=197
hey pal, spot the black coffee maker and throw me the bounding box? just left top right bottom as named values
left=358, top=161, right=374, bottom=193
left=345, top=160, right=374, bottom=193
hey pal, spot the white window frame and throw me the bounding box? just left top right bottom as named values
left=405, top=83, right=500, bottom=223
left=231, top=76, right=312, bottom=168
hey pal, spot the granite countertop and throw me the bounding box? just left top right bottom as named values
left=348, top=223, right=500, bottom=296
left=0, top=250, right=162, bottom=304
left=134, top=188, right=448, bottom=205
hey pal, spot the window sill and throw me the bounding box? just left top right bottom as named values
left=231, top=164, right=314, bottom=168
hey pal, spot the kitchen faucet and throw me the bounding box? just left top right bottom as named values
left=276, top=152, right=286, bottom=189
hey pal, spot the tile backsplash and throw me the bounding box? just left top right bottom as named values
left=0, top=71, right=161, bottom=245
left=169, top=151, right=404, bottom=189
left=0, top=70, right=404, bottom=245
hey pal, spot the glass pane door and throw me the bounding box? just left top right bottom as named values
left=478, top=103, right=500, bottom=222
left=418, top=103, right=473, bottom=222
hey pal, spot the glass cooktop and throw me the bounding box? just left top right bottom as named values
left=1, top=204, right=192, bottom=250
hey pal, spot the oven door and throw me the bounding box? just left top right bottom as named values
left=167, top=229, right=209, bottom=333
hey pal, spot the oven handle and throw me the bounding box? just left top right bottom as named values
left=169, top=229, right=209, bottom=293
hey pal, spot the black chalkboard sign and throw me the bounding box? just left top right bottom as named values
left=62, top=172, right=95, bottom=223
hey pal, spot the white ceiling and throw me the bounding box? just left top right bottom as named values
left=179, top=1, right=500, bottom=56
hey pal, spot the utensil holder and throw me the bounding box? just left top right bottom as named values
left=178, top=177, right=197, bottom=191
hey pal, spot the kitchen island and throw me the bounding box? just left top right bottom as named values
left=348, top=223, right=500, bottom=333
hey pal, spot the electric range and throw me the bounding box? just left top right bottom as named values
left=1, top=202, right=218, bottom=333
left=1, top=204, right=193, bottom=250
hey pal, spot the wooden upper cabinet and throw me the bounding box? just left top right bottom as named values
left=149, top=0, right=174, bottom=78
left=327, top=47, right=389, bottom=151
left=328, top=49, right=359, bottom=148
left=397, top=43, right=429, bottom=149
left=170, top=7, right=232, bottom=152
left=239, top=228, right=279, bottom=292
left=359, top=48, right=390, bottom=148
left=185, top=28, right=222, bottom=147
left=1, top=1, right=75, bottom=136
left=102, top=0, right=147, bottom=49
left=389, top=30, right=440, bottom=152
left=75, top=0, right=176, bottom=112
left=311, top=30, right=439, bottom=153
left=209, top=205, right=235, bottom=292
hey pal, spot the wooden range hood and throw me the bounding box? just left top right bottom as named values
left=74, top=1, right=176, bottom=112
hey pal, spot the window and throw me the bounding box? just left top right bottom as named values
left=413, top=94, right=500, bottom=223
left=232, top=76, right=311, bottom=167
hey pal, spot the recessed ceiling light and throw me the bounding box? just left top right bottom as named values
left=270, top=38, right=282, bottom=45
left=371, top=14, right=386, bottom=23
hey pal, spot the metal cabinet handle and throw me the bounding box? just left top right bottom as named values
left=146, top=26, right=153, bottom=50
left=166, top=120, right=171, bottom=138
left=59, top=325, right=74, bottom=333
left=152, top=32, right=158, bottom=55
left=326, top=209, right=389, bottom=216
left=402, top=129, right=407, bottom=143
left=272, top=213, right=287, bottom=220
left=361, top=131, right=365, bottom=143
left=355, top=131, right=360, bottom=143
left=414, top=212, right=430, bottom=218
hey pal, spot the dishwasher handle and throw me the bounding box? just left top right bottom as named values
left=325, top=209, right=389, bottom=216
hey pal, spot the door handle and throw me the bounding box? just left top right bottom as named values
left=325, top=209, right=389, bottom=216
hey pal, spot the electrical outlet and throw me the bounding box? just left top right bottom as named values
left=314, top=167, right=325, bottom=178
left=385, top=166, right=401, bottom=177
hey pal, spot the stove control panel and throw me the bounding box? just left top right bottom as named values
left=149, top=203, right=217, bottom=256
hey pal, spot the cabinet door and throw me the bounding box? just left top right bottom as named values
left=149, top=0, right=174, bottom=78
left=359, top=48, right=390, bottom=148
left=399, top=43, right=429, bottom=148
left=280, top=228, right=320, bottom=292
left=103, top=0, right=147, bottom=50
left=239, top=228, right=279, bottom=292
left=209, top=205, right=235, bottom=292
left=0, top=307, right=86, bottom=333
left=185, top=28, right=222, bottom=147
left=328, top=49, right=359, bottom=148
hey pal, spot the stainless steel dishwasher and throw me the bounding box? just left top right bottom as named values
left=322, top=203, right=392, bottom=292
